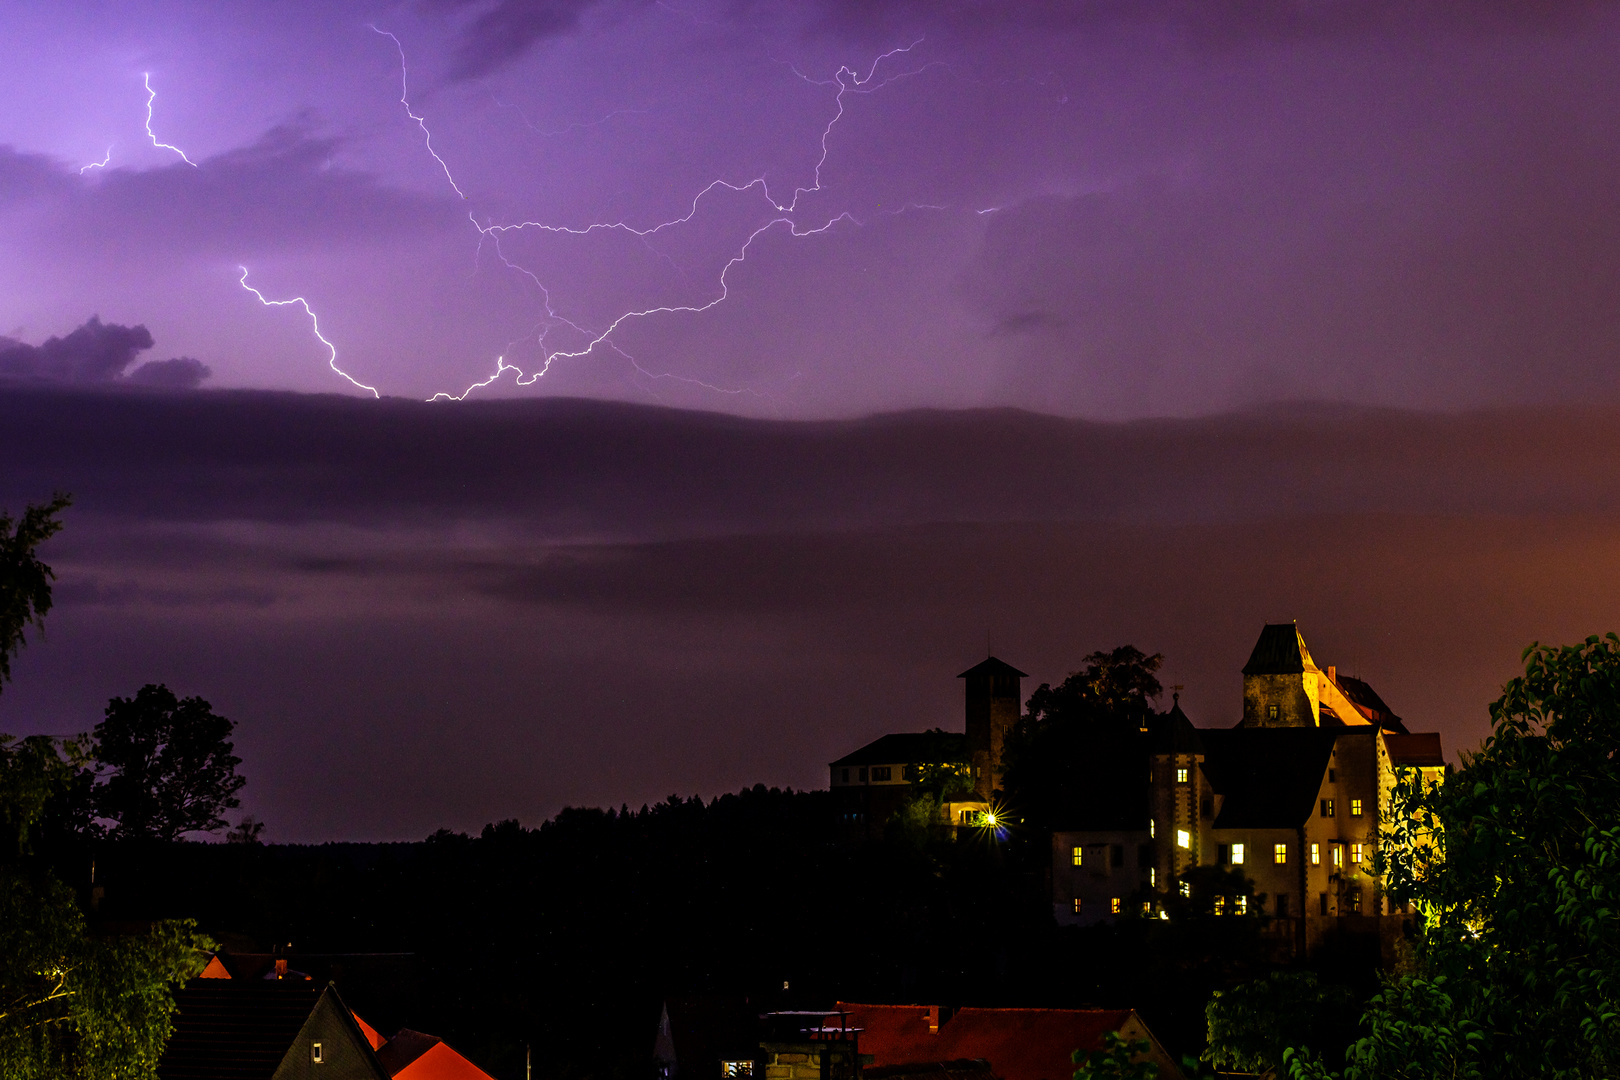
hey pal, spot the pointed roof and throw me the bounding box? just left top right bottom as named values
left=1150, top=697, right=1205, bottom=756
left=958, top=656, right=1028, bottom=679
left=1241, top=623, right=1315, bottom=676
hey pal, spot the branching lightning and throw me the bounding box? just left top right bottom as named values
left=365, top=28, right=942, bottom=402
left=237, top=267, right=380, bottom=398
left=143, top=74, right=197, bottom=166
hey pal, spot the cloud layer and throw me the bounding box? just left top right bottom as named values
left=0, top=318, right=209, bottom=388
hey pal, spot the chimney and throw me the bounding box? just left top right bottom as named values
left=274, top=958, right=287, bottom=979
left=927, top=1005, right=939, bottom=1034
left=1327, top=665, right=1336, bottom=684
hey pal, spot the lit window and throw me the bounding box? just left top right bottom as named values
left=1110, top=897, right=1121, bottom=914
left=1348, top=887, right=1362, bottom=914
left=312, top=1043, right=323, bottom=1065
left=1072, top=846, right=1083, bottom=866
left=1213, top=895, right=1225, bottom=916
left=722, top=1063, right=755, bottom=1078
left=1142, top=900, right=1152, bottom=914
left=1231, top=843, right=1245, bottom=865
left=1267, top=704, right=1279, bottom=720
left=1351, top=843, right=1363, bottom=864
left=1236, top=895, right=1248, bottom=915
left=1332, top=845, right=1344, bottom=868
left=872, top=766, right=891, bottom=782
left=1179, top=880, right=1190, bottom=898
left=1149, top=867, right=1156, bottom=887
left=1176, top=829, right=1191, bottom=850
left=1350, top=798, right=1363, bottom=817
left=1149, top=819, right=1156, bottom=839
left=1321, top=799, right=1335, bottom=818
left=1073, top=897, right=1083, bottom=914
left=1176, top=767, right=1189, bottom=783
left=1310, top=843, right=1321, bottom=865
left=1274, top=843, right=1287, bottom=865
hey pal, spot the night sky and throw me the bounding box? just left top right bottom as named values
left=4, top=2, right=1620, bottom=839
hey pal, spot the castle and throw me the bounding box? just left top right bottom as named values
left=828, top=624, right=1446, bottom=959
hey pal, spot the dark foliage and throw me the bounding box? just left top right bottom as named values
left=93, top=684, right=245, bottom=842
left=0, top=494, right=69, bottom=692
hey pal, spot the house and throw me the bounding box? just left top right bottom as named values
left=829, top=658, right=1025, bottom=834
left=1050, top=623, right=1446, bottom=961
left=158, top=981, right=388, bottom=1080
left=835, top=1003, right=1183, bottom=1080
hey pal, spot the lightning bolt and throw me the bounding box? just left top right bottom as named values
left=237, top=267, right=380, bottom=398
left=367, top=29, right=941, bottom=401
left=369, top=26, right=468, bottom=199
left=79, top=146, right=112, bottom=175
left=144, top=74, right=197, bottom=166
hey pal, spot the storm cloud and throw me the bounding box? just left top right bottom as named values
left=0, top=318, right=209, bottom=388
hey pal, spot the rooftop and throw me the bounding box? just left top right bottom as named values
left=1241, top=623, right=1315, bottom=676
left=830, top=730, right=968, bottom=768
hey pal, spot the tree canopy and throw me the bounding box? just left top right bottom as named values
left=94, top=685, right=245, bottom=842
left=0, top=494, right=69, bottom=692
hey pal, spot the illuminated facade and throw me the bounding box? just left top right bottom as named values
left=827, top=657, right=1022, bottom=834
left=1051, top=623, right=1446, bottom=961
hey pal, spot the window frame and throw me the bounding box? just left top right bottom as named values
left=1273, top=842, right=1288, bottom=865
left=1231, top=842, right=1246, bottom=865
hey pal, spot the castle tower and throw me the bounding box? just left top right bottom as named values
left=959, top=656, right=1027, bottom=799
left=1241, top=622, right=1323, bottom=727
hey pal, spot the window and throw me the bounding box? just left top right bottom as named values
left=1149, top=867, right=1157, bottom=888
left=1274, top=842, right=1288, bottom=864
left=1328, top=768, right=1337, bottom=782
left=1277, top=893, right=1289, bottom=916
left=1176, top=767, right=1189, bottom=783
left=1111, top=844, right=1125, bottom=869
left=871, top=766, right=891, bottom=782
left=1351, top=843, right=1364, bottom=864
left=1176, top=829, right=1191, bottom=850
left=1179, top=880, right=1191, bottom=898
left=1149, top=819, right=1156, bottom=839
left=1267, top=704, right=1279, bottom=720
left=1310, top=842, right=1321, bottom=865
left=1072, top=846, right=1083, bottom=866
left=1321, top=798, right=1335, bottom=818
left=1320, top=892, right=1330, bottom=916
left=312, top=1042, right=323, bottom=1065
left=1231, top=843, right=1245, bottom=865
left=1350, top=798, right=1363, bottom=817
left=1138, top=843, right=1153, bottom=868
left=1348, top=887, right=1362, bottom=914
left=1217, top=843, right=1229, bottom=865
left=722, top=1063, right=755, bottom=1078
left=1213, top=895, right=1226, bottom=916
left=1073, top=897, right=1083, bottom=914
left=1142, top=900, right=1153, bottom=915
left=1236, top=894, right=1248, bottom=915
left=1111, top=897, right=1121, bottom=914
left=1331, top=844, right=1344, bottom=868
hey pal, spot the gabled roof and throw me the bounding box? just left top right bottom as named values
left=1199, top=729, right=1338, bottom=829
left=158, top=982, right=388, bottom=1080
left=830, top=731, right=968, bottom=768
left=835, top=1004, right=1134, bottom=1080
left=958, top=656, right=1029, bottom=679
left=1241, top=624, right=1314, bottom=676
left=1385, top=732, right=1445, bottom=768
left=376, top=1030, right=495, bottom=1080
left=1335, top=675, right=1406, bottom=731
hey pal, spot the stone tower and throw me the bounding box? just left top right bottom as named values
left=1242, top=622, right=1323, bottom=727
left=959, top=656, right=1027, bottom=799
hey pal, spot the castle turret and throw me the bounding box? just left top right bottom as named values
left=1242, top=622, right=1322, bottom=727
left=959, top=656, right=1027, bottom=799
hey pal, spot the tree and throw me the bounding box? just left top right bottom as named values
left=94, top=684, right=245, bottom=842
left=1000, top=646, right=1163, bottom=837
left=0, top=499, right=210, bottom=1079
left=1072, top=1032, right=1159, bottom=1080
left=0, top=494, right=69, bottom=692
left=1286, top=634, right=1620, bottom=1079
left=1204, top=971, right=1355, bottom=1077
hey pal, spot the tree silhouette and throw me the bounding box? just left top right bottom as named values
left=94, top=685, right=245, bottom=842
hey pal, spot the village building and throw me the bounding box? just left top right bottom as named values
left=1050, top=623, right=1446, bottom=960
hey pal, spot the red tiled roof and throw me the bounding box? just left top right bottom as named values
left=1385, top=732, right=1444, bottom=768
left=375, top=1028, right=496, bottom=1080
left=834, top=1004, right=1132, bottom=1080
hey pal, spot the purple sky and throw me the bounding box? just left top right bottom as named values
left=6, top=3, right=1620, bottom=841
left=5, top=2, right=1620, bottom=414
